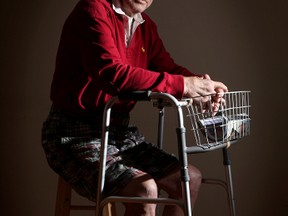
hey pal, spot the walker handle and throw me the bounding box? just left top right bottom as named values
left=118, top=91, right=152, bottom=101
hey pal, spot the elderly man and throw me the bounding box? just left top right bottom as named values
left=42, top=0, right=228, bottom=215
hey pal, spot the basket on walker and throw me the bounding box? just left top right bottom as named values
left=185, top=91, right=251, bottom=152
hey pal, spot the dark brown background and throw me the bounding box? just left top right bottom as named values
left=1, top=0, right=287, bottom=215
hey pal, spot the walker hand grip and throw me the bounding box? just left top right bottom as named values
left=118, top=91, right=151, bottom=101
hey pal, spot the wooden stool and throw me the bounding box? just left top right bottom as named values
left=55, top=176, right=116, bottom=216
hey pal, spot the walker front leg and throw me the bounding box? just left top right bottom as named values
left=223, top=148, right=236, bottom=216
left=176, top=126, right=192, bottom=216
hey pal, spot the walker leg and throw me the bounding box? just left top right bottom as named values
left=176, top=127, right=192, bottom=216
left=222, top=148, right=237, bottom=216
left=157, top=106, right=165, bottom=149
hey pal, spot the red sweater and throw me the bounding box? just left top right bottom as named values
left=51, top=0, right=193, bottom=121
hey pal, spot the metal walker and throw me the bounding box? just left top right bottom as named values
left=96, top=91, right=251, bottom=216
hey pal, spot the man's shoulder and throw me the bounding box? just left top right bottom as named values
left=75, top=0, right=113, bottom=18
left=77, top=0, right=112, bottom=11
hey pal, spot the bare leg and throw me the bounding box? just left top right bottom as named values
left=116, top=172, right=158, bottom=216
left=156, top=164, right=202, bottom=216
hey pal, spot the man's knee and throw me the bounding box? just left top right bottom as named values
left=138, top=178, right=158, bottom=198
left=120, top=175, right=158, bottom=215
left=188, top=164, right=202, bottom=185
left=118, top=173, right=158, bottom=198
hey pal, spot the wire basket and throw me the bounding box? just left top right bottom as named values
left=186, top=91, right=251, bottom=149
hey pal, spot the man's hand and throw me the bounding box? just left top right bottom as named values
left=183, top=74, right=228, bottom=113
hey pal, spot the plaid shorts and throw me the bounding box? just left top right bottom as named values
left=41, top=106, right=179, bottom=202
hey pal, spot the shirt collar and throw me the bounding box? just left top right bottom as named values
left=112, top=0, right=145, bottom=24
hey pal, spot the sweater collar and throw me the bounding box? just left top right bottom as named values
left=112, top=0, right=145, bottom=24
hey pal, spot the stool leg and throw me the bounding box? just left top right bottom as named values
left=55, top=176, right=72, bottom=216
left=103, top=203, right=116, bottom=216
